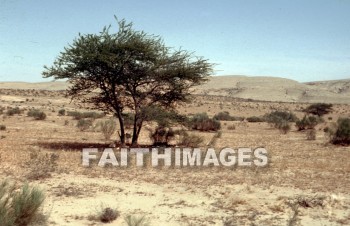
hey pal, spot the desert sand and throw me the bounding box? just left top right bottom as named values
left=0, top=75, right=349, bottom=225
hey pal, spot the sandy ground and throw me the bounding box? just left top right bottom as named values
left=0, top=87, right=350, bottom=225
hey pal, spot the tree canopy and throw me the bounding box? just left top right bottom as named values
left=43, top=18, right=213, bottom=145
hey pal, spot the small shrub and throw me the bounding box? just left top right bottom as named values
left=67, top=111, right=104, bottom=120
left=330, top=118, right=350, bottom=145
left=124, top=215, right=150, bottom=226
left=189, top=113, right=221, bottom=131
left=295, top=115, right=322, bottom=131
left=58, top=109, right=65, bottom=116
left=227, top=125, right=235, bottom=130
left=304, top=103, right=333, bottom=116
left=246, top=116, right=264, bottom=123
left=213, top=111, right=244, bottom=121
left=0, top=125, right=6, bottom=130
left=0, top=180, right=46, bottom=226
left=97, top=119, right=117, bottom=140
left=27, top=109, right=46, bottom=120
left=26, top=149, right=59, bottom=180
left=306, top=129, right=316, bottom=140
left=264, top=111, right=298, bottom=127
left=77, top=119, right=93, bottom=131
left=6, top=107, right=21, bottom=116
left=277, top=120, right=291, bottom=134
left=150, top=126, right=175, bottom=146
left=178, top=132, right=203, bottom=147
left=99, top=207, right=119, bottom=223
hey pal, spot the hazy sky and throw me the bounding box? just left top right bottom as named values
left=0, top=0, right=349, bottom=82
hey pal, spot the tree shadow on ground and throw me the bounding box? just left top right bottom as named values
left=35, top=141, right=112, bottom=151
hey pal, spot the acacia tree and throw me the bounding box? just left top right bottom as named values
left=43, top=18, right=212, bottom=145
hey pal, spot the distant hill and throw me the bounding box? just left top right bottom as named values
left=194, top=76, right=350, bottom=104
left=1, top=75, right=349, bottom=104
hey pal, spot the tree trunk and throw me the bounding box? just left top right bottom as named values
left=131, top=114, right=139, bottom=146
left=116, top=110, right=125, bottom=145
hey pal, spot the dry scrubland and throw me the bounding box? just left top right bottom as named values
left=0, top=79, right=350, bottom=226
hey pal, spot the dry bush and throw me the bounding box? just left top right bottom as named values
left=277, top=120, right=291, bottom=134
left=96, top=119, right=117, bottom=140
left=295, top=115, right=322, bottom=131
left=58, top=109, right=65, bottom=116
left=178, top=131, right=203, bottom=147
left=304, top=103, right=333, bottom=117
left=213, top=111, right=244, bottom=121
left=306, top=129, right=316, bottom=140
left=25, top=149, right=59, bottom=180
left=99, top=207, right=119, bottom=223
left=246, top=116, right=264, bottom=122
left=27, top=109, right=46, bottom=120
left=6, top=107, right=22, bottom=116
left=149, top=126, right=176, bottom=146
left=0, top=124, right=6, bottom=130
left=189, top=113, right=221, bottom=131
left=227, top=125, right=235, bottom=130
left=67, top=111, right=104, bottom=120
left=88, top=206, right=119, bottom=223
left=77, top=119, right=93, bottom=131
left=329, top=117, right=350, bottom=145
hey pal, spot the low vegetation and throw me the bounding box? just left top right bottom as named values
left=295, top=115, right=322, bottom=131
left=246, top=116, right=264, bottom=122
left=327, top=117, right=350, bottom=145
left=177, top=131, right=204, bottom=147
left=189, top=113, right=221, bottom=131
left=67, top=111, right=104, bottom=120
left=213, top=111, right=244, bottom=121
left=304, top=103, right=333, bottom=117
left=27, top=109, right=46, bottom=120
left=124, top=215, right=150, bottom=226
left=77, top=119, right=93, bottom=131
left=58, top=109, right=65, bottom=116
left=96, top=119, right=117, bottom=140
left=306, top=129, right=316, bottom=140
left=25, top=149, right=59, bottom=180
left=6, top=107, right=22, bottom=116
left=0, top=180, right=46, bottom=226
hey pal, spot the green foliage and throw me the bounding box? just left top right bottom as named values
left=6, top=107, right=22, bottom=116
left=330, top=118, right=350, bottom=145
left=295, top=115, right=322, bottom=131
left=304, top=103, right=333, bottom=116
left=213, top=111, right=244, bottom=121
left=77, top=119, right=93, bottom=131
left=27, top=109, right=46, bottom=120
left=43, top=17, right=212, bottom=145
left=0, top=180, right=45, bottom=226
left=246, top=116, right=264, bottom=123
left=58, top=109, right=65, bottom=116
left=189, top=113, right=221, bottom=131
